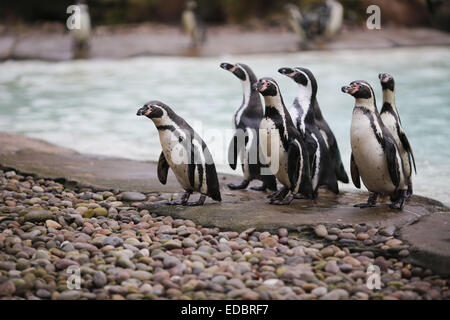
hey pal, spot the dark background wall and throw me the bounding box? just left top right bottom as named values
left=0, top=0, right=445, bottom=29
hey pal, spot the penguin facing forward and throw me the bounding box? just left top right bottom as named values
left=255, top=77, right=313, bottom=205
left=341, top=81, right=408, bottom=210
left=379, top=73, right=416, bottom=198
left=220, top=62, right=277, bottom=192
left=278, top=67, right=339, bottom=197
left=137, top=101, right=221, bottom=206
left=279, top=66, right=349, bottom=186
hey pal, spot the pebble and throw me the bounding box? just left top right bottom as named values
left=121, top=192, right=146, bottom=202
left=314, top=225, right=328, bottom=238
left=0, top=171, right=446, bottom=301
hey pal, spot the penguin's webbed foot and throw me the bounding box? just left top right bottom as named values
left=270, top=192, right=294, bottom=205
left=186, top=195, right=206, bottom=206
left=167, top=192, right=191, bottom=205
left=354, top=193, right=378, bottom=209
left=227, top=181, right=250, bottom=190
left=267, top=186, right=288, bottom=200
left=390, top=191, right=406, bottom=210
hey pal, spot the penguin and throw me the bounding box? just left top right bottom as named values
left=182, top=0, right=206, bottom=48
left=379, top=73, right=416, bottom=198
left=341, top=80, right=408, bottom=210
left=255, top=77, right=313, bottom=205
left=284, top=3, right=307, bottom=42
left=70, top=0, right=91, bottom=59
left=278, top=67, right=339, bottom=197
left=279, top=66, right=349, bottom=186
left=137, top=101, right=221, bottom=206
left=323, top=0, right=343, bottom=38
left=220, top=62, right=278, bottom=192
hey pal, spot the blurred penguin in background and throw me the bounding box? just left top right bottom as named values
left=284, top=0, right=343, bottom=43
left=323, top=0, right=344, bottom=38
left=182, top=0, right=206, bottom=48
left=284, top=3, right=307, bottom=42
left=71, top=0, right=91, bottom=59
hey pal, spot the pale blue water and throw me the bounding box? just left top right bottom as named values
left=0, top=47, right=449, bottom=205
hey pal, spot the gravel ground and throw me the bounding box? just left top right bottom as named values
left=0, top=169, right=449, bottom=300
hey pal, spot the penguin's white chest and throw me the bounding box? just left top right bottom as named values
left=259, top=118, right=290, bottom=187
left=158, top=130, right=193, bottom=191
left=350, top=112, right=396, bottom=193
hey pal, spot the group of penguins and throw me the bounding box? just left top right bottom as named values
left=137, top=63, right=416, bottom=210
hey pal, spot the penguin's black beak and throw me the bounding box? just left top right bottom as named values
left=341, top=85, right=357, bottom=95
left=253, top=80, right=266, bottom=92
left=278, top=67, right=295, bottom=76
left=220, top=62, right=234, bottom=71
left=136, top=105, right=149, bottom=116
left=378, top=73, right=390, bottom=83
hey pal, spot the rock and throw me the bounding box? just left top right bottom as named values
left=104, top=236, right=123, bottom=247
left=261, top=237, right=278, bottom=248
left=356, top=233, right=370, bottom=240
left=339, top=264, right=353, bottom=273
left=338, top=232, right=356, bottom=240
left=55, top=259, right=79, bottom=270
left=0, top=280, right=15, bottom=297
left=24, top=209, right=53, bottom=222
left=325, top=260, right=340, bottom=274
left=278, top=228, right=288, bottom=238
left=320, top=289, right=349, bottom=300
left=93, top=207, right=108, bottom=217
left=121, top=192, right=146, bottom=202
left=163, top=240, right=182, bottom=250
left=314, top=225, right=328, bottom=238
left=36, top=288, right=52, bottom=299
left=57, top=290, right=81, bottom=300
left=311, top=287, right=327, bottom=297
left=380, top=225, right=395, bottom=237
left=182, top=238, right=197, bottom=248
left=117, top=257, right=135, bottom=269
left=163, top=256, right=180, bottom=268
left=93, top=271, right=107, bottom=288
left=130, top=271, right=152, bottom=281
left=386, top=239, right=403, bottom=247
left=46, top=220, right=62, bottom=229
left=32, top=186, right=44, bottom=193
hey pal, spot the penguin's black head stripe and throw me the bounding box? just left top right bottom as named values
left=342, top=81, right=374, bottom=99
left=256, top=77, right=279, bottom=96
left=220, top=62, right=247, bottom=81
left=136, top=101, right=165, bottom=119
left=379, top=73, right=395, bottom=91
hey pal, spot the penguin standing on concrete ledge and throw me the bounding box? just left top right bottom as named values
left=379, top=73, right=416, bottom=198
left=279, top=66, right=349, bottom=187
left=255, top=78, right=313, bottom=205
left=278, top=67, right=339, bottom=197
left=342, top=81, right=408, bottom=210
left=137, top=101, right=221, bottom=206
left=220, top=62, right=277, bottom=192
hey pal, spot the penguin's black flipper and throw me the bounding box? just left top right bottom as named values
left=384, top=138, right=400, bottom=188
left=202, top=141, right=222, bottom=202
left=245, top=128, right=260, bottom=179
left=350, top=153, right=361, bottom=189
left=399, top=130, right=417, bottom=174
left=287, top=142, right=301, bottom=190
left=157, top=151, right=170, bottom=185
left=227, top=134, right=238, bottom=171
